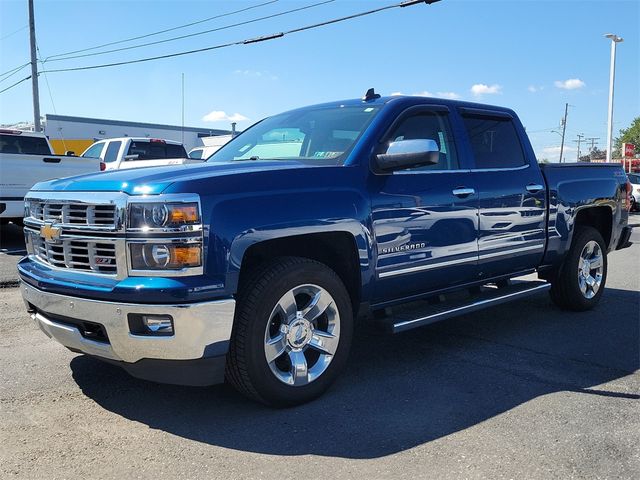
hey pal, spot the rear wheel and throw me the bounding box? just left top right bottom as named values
left=550, top=226, right=607, bottom=311
left=226, top=257, right=353, bottom=407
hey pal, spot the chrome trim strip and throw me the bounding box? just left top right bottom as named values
left=378, top=255, right=477, bottom=279
left=478, top=244, right=544, bottom=260
left=22, top=282, right=235, bottom=364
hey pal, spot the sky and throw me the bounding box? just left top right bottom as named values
left=0, top=0, right=638, bottom=161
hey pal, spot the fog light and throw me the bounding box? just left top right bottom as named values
left=142, top=315, right=173, bottom=334
left=128, top=313, right=174, bottom=336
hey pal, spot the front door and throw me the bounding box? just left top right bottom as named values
left=370, top=107, right=479, bottom=304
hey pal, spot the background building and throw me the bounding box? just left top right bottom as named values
left=43, top=114, right=232, bottom=154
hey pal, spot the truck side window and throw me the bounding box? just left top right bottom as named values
left=463, top=115, right=526, bottom=169
left=82, top=142, right=105, bottom=159
left=386, top=112, right=459, bottom=170
left=104, top=141, right=121, bottom=163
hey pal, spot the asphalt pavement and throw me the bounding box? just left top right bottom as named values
left=0, top=217, right=638, bottom=479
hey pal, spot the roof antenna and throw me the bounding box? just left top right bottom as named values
left=362, top=88, right=381, bottom=102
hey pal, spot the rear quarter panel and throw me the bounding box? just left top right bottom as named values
left=540, top=163, right=629, bottom=267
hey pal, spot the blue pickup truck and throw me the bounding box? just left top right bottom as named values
left=19, top=92, right=633, bottom=406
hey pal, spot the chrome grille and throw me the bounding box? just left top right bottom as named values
left=29, top=200, right=117, bottom=227
left=29, top=231, right=118, bottom=274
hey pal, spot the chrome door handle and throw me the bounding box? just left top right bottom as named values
left=452, top=187, right=475, bottom=197
left=525, top=183, right=544, bottom=193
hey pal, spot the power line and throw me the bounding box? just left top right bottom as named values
left=40, top=0, right=441, bottom=75
left=44, top=0, right=335, bottom=63
left=0, top=62, right=30, bottom=80
left=0, top=25, right=27, bottom=41
left=37, top=43, right=67, bottom=151
left=45, top=0, right=280, bottom=61
left=0, top=75, right=32, bottom=95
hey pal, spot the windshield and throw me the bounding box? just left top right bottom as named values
left=208, top=105, right=381, bottom=165
left=628, top=174, right=640, bottom=184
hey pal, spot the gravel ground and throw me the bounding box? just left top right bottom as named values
left=0, top=222, right=638, bottom=479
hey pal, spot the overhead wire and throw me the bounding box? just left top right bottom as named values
left=44, top=0, right=280, bottom=60
left=44, top=0, right=335, bottom=63
left=39, top=0, right=439, bottom=74
left=0, top=75, right=31, bottom=95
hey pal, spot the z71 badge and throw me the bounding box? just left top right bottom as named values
left=380, top=242, right=426, bottom=255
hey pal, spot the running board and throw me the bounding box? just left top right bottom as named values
left=380, top=281, right=551, bottom=334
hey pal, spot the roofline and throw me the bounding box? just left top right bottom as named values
left=44, top=114, right=231, bottom=135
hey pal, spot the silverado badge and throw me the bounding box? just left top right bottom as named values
left=40, top=222, right=61, bottom=242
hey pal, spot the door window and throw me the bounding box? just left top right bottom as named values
left=462, top=115, right=526, bottom=169
left=82, top=142, right=105, bottom=158
left=104, top=141, right=122, bottom=163
left=385, top=112, right=459, bottom=170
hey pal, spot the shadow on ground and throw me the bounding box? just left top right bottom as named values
left=71, top=286, right=639, bottom=459
left=0, top=223, right=25, bottom=255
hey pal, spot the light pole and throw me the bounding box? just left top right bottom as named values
left=604, top=33, right=623, bottom=163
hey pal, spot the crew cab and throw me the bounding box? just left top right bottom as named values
left=0, top=129, right=100, bottom=223
left=18, top=93, right=633, bottom=407
left=81, top=137, right=200, bottom=171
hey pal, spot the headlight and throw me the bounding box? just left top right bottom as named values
left=129, top=202, right=200, bottom=230
left=24, top=200, right=30, bottom=219
left=129, top=242, right=202, bottom=270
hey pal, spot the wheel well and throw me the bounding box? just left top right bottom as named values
left=239, top=232, right=362, bottom=313
left=574, top=206, right=612, bottom=248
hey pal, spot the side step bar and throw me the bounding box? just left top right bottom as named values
left=380, top=281, right=551, bottom=334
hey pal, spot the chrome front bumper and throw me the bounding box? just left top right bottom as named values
left=22, top=282, right=236, bottom=364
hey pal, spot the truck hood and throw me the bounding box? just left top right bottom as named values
left=31, top=161, right=308, bottom=195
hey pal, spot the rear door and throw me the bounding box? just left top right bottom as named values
left=460, top=108, right=547, bottom=279
left=370, top=106, right=479, bottom=303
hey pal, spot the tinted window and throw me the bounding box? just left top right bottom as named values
left=463, top=115, right=526, bottom=169
left=189, top=149, right=203, bottom=159
left=82, top=142, right=105, bottom=158
left=104, top=141, right=122, bottom=163
left=127, top=141, right=187, bottom=160
left=209, top=105, right=380, bottom=165
left=385, top=112, right=458, bottom=170
left=628, top=174, right=640, bottom=184
left=0, top=134, right=51, bottom=155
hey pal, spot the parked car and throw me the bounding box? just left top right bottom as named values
left=0, top=129, right=100, bottom=224
left=627, top=173, right=640, bottom=211
left=19, top=93, right=633, bottom=407
left=188, top=135, right=233, bottom=160
left=81, top=137, right=201, bottom=171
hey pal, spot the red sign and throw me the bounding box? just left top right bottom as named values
left=623, top=143, right=635, bottom=157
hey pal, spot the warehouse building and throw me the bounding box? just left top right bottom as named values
left=41, top=114, right=232, bottom=155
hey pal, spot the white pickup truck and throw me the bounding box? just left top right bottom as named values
left=0, top=129, right=100, bottom=224
left=81, top=137, right=202, bottom=171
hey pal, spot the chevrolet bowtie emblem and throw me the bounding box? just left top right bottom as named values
left=40, top=222, right=61, bottom=242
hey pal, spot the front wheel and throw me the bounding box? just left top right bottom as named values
left=550, top=226, right=608, bottom=311
left=226, top=257, right=353, bottom=407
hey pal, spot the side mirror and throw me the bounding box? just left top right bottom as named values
left=65, top=150, right=76, bottom=156
left=123, top=154, right=139, bottom=161
left=376, top=139, right=440, bottom=172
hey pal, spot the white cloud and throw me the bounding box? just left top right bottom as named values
left=528, top=85, right=544, bottom=93
left=202, top=111, right=248, bottom=123
left=538, top=145, right=577, bottom=162
left=390, top=91, right=404, bottom=96
left=470, top=83, right=502, bottom=96
left=554, top=78, right=585, bottom=90
left=234, top=69, right=278, bottom=80
left=411, top=91, right=461, bottom=99
left=436, top=91, right=461, bottom=100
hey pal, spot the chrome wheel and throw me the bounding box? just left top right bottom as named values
left=578, top=240, right=603, bottom=299
left=264, top=284, right=340, bottom=386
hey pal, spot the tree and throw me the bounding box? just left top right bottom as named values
left=614, top=117, right=640, bottom=157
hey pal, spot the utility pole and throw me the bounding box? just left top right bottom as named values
left=559, top=102, right=569, bottom=163
left=585, top=137, right=600, bottom=152
left=573, top=133, right=585, bottom=161
left=28, top=0, right=41, bottom=132
left=604, top=34, right=623, bottom=163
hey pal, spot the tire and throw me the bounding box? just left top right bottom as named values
left=225, top=256, right=353, bottom=407
left=549, top=226, right=608, bottom=311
